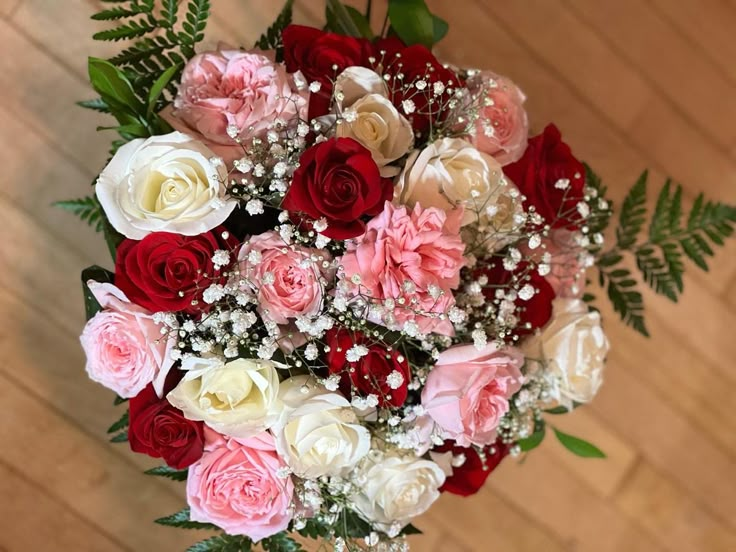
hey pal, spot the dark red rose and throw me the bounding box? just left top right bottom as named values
left=128, top=377, right=205, bottom=469
left=115, top=226, right=237, bottom=314
left=282, top=137, right=393, bottom=240
left=282, top=25, right=373, bottom=118
left=434, top=440, right=510, bottom=496
left=325, top=328, right=410, bottom=408
left=476, top=260, right=555, bottom=335
left=381, top=44, right=463, bottom=135
left=503, top=124, right=586, bottom=229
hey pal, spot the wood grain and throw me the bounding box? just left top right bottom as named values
left=0, top=1, right=734, bottom=551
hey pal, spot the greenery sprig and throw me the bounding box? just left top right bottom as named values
left=593, top=168, right=735, bottom=336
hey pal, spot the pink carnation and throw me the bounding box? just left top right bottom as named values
left=238, top=231, right=333, bottom=325
left=421, top=343, right=524, bottom=446
left=165, top=47, right=307, bottom=163
left=340, top=202, right=466, bottom=336
left=186, top=429, right=294, bottom=541
left=470, top=71, right=529, bottom=166
left=79, top=282, right=174, bottom=398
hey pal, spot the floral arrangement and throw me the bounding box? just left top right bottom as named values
left=59, top=1, right=736, bottom=551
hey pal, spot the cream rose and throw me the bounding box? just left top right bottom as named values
left=523, top=298, right=609, bottom=409
left=96, top=131, right=236, bottom=239
left=335, top=67, right=413, bottom=176
left=273, top=376, right=370, bottom=478
left=395, top=138, right=516, bottom=228
left=352, top=450, right=446, bottom=534
left=167, top=356, right=281, bottom=438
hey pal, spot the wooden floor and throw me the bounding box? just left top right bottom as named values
left=0, top=0, right=734, bottom=550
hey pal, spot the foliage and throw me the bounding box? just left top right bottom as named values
left=254, top=0, right=295, bottom=60
left=81, top=265, right=115, bottom=320
left=552, top=428, right=606, bottom=458
left=517, top=420, right=546, bottom=452
left=187, top=535, right=252, bottom=552
left=595, top=170, right=735, bottom=336
left=106, top=410, right=129, bottom=434
left=144, top=465, right=189, bottom=481
left=155, top=507, right=219, bottom=530
left=53, top=196, right=104, bottom=231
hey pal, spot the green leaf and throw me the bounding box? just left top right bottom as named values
left=388, top=0, right=435, bottom=48
left=77, top=98, right=111, bottom=113
left=336, top=509, right=372, bottom=539
left=601, top=266, right=649, bottom=337
left=81, top=265, right=115, bottom=320
left=110, top=431, right=128, bottom=443
left=344, top=5, right=374, bottom=38
left=553, top=428, right=606, bottom=458
left=187, top=535, right=252, bottom=552
left=144, top=465, right=189, bottom=481
left=147, top=63, right=179, bottom=117
left=261, top=532, right=305, bottom=552
left=88, top=57, right=144, bottom=114
left=102, top=216, right=124, bottom=261
left=432, top=14, right=449, bottom=43
left=400, top=523, right=423, bottom=536
left=296, top=518, right=329, bottom=539
left=544, top=405, right=571, bottom=415
left=326, top=0, right=364, bottom=37
left=155, top=507, right=219, bottom=530
left=254, top=0, right=293, bottom=60
left=107, top=410, right=129, bottom=434
left=517, top=424, right=545, bottom=452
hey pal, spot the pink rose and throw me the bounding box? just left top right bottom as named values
left=421, top=343, right=524, bottom=446
left=340, top=202, right=466, bottom=336
left=187, top=429, right=294, bottom=541
left=238, top=231, right=333, bottom=325
left=520, top=229, right=586, bottom=299
left=79, top=282, right=174, bottom=398
left=469, top=71, right=528, bottom=166
left=165, top=47, right=307, bottom=164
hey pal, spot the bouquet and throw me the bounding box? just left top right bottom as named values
left=59, top=1, right=736, bottom=551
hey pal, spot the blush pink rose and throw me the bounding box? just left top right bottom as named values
left=187, top=429, right=294, bottom=541
left=470, top=71, right=529, bottom=166
left=421, top=343, right=524, bottom=446
left=79, top=282, right=174, bottom=398
left=238, top=231, right=333, bottom=325
left=340, top=202, right=466, bottom=336
left=165, top=47, right=307, bottom=164
left=520, top=229, right=586, bottom=299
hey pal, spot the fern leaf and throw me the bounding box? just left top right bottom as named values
left=53, top=196, right=103, bottom=232
left=255, top=0, right=294, bottom=60
left=144, top=465, right=189, bottom=481
left=155, top=507, right=218, bottom=530
left=616, top=170, right=648, bottom=249
left=77, top=97, right=110, bottom=113
left=93, top=19, right=156, bottom=42
left=602, top=267, right=649, bottom=336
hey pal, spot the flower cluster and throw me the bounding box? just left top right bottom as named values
left=79, top=20, right=614, bottom=552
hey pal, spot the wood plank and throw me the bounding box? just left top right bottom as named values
left=566, top=0, right=736, bottom=150
left=0, top=371, right=201, bottom=551
left=0, top=18, right=109, bottom=176
left=488, top=447, right=666, bottom=552
left=0, top=0, right=18, bottom=17
left=614, top=461, right=736, bottom=552
left=0, top=460, right=127, bottom=552
left=647, top=0, right=736, bottom=87
left=591, top=344, right=736, bottom=529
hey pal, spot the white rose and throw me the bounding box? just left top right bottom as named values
left=96, top=131, right=236, bottom=239
left=167, top=356, right=281, bottom=438
left=352, top=450, right=445, bottom=534
left=335, top=67, right=414, bottom=176
left=396, top=138, right=516, bottom=228
left=273, top=376, right=370, bottom=478
left=523, top=298, right=609, bottom=409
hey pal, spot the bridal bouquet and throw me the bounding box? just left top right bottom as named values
left=59, top=1, right=735, bottom=551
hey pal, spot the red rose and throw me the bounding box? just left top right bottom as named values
left=128, top=377, right=205, bottom=469
left=115, top=227, right=237, bottom=314
left=477, top=260, right=555, bottom=335
left=325, top=328, right=410, bottom=408
left=382, top=44, right=463, bottom=135
left=503, top=124, right=586, bottom=229
left=282, top=138, right=393, bottom=240
left=282, top=25, right=372, bottom=118
left=434, top=440, right=509, bottom=496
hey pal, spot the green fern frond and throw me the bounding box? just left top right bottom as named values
left=255, top=0, right=294, bottom=61
left=155, top=507, right=218, bottom=530
left=53, top=196, right=103, bottom=232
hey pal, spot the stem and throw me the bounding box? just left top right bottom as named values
left=381, top=9, right=390, bottom=37
left=365, top=0, right=372, bottom=20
